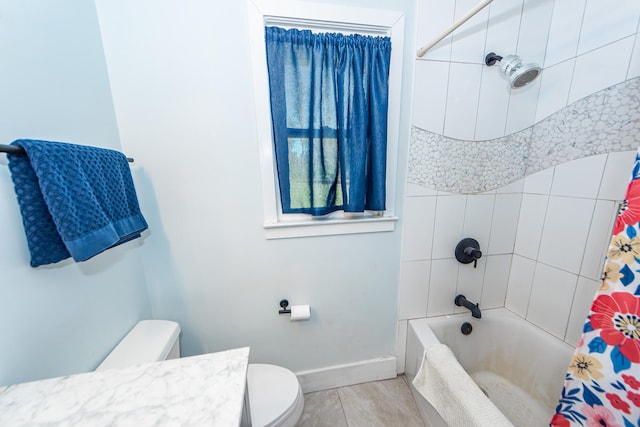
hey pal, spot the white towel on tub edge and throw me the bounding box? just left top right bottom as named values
left=412, top=343, right=513, bottom=427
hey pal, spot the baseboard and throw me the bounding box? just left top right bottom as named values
left=295, top=355, right=397, bottom=393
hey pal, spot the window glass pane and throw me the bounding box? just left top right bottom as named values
left=286, top=136, right=342, bottom=210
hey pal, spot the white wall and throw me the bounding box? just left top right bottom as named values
left=95, top=0, right=416, bottom=374
left=398, top=0, right=640, bottom=373
left=0, top=0, right=151, bottom=386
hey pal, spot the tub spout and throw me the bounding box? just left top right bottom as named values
left=455, top=294, right=481, bottom=319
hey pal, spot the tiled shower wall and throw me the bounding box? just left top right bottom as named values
left=413, top=0, right=640, bottom=140
left=506, top=152, right=635, bottom=346
left=397, top=0, right=640, bottom=373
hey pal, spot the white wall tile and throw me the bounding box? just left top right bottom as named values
left=488, top=193, right=522, bottom=254
left=398, top=261, right=430, bottom=320
left=506, top=255, right=536, bottom=317
left=505, top=77, right=542, bottom=135
left=527, top=263, right=578, bottom=339
left=514, top=194, right=549, bottom=259
left=412, top=60, right=450, bottom=133
left=482, top=254, right=512, bottom=309
left=497, top=178, right=524, bottom=194
left=535, top=59, right=575, bottom=123
left=428, top=258, right=459, bottom=316
left=550, top=154, right=607, bottom=199
left=462, top=194, right=496, bottom=251
left=578, top=0, right=640, bottom=55
left=432, top=195, right=467, bottom=259
left=450, top=0, right=490, bottom=64
left=455, top=256, right=486, bottom=314
left=484, top=0, right=524, bottom=63
left=416, top=0, right=454, bottom=61
left=538, top=196, right=596, bottom=274
left=396, top=320, right=408, bottom=374
left=628, top=32, right=640, bottom=80
left=569, top=36, right=636, bottom=104
left=437, top=190, right=458, bottom=196
left=443, top=63, right=483, bottom=140
left=564, top=276, right=600, bottom=346
left=544, top=0, right=586, bottom=67
left=523, top=167, right=554, bottom=194
left=475, top=66, right=510, bottom=141
left=406, top=183, right=438, bottom=197
left=516, top=0, right=555, bottom=65
left=598, top=151, right=636, bottom=201
left=402, top=196, right=437, bottom=261
left=580, top=200, right=617, bottom=281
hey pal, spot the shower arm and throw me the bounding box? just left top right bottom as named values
left=416, top=0, right=494, bottom=58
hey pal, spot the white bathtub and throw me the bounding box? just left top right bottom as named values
left=405, top=308, right=575, bottom=427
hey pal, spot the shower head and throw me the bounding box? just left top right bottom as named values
left=485, top=52, right=542, bottom=89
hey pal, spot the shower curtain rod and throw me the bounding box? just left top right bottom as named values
left=0, top=143, right=134, bottom=163
left=416, top=0, right=494, bottom=57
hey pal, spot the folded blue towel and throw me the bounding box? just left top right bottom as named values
left=7, top=139, right=148, bottom=267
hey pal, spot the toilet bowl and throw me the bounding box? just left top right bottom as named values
left=96, top=320, right=304, bottom=427
left=248, top=363, right=304, bottom=427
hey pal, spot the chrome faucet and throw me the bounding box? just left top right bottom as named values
left=455, top=294, right=481, bottom=319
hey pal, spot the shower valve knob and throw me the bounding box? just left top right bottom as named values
left=455, top=238, right=482, bottom=268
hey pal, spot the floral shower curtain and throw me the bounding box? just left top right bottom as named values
left=552, top=147, right=640, bottom=426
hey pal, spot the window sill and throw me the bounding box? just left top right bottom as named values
left=264, top=215, right=398, bottom=239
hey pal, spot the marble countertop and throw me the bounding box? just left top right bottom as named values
left=0, top=347, right=250, bottom=426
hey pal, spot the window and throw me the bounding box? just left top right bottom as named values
left=265, top=26, right=391, bottom=216
left=248, top=0, right=404, bottom=239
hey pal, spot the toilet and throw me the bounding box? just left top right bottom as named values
left=95, top=320, right=304, bottom=427
left=247, top=364, right=304, bottom=427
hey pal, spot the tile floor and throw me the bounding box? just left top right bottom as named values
left=297, top=376, right=426, bottom=427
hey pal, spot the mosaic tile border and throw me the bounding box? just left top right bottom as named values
left=408, top=77, right=640, bottom=193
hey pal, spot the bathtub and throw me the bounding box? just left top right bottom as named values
left=405, top=308, right=575, bottom=427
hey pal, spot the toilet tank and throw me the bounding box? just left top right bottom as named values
left=95, top=320, right=181, bottom=372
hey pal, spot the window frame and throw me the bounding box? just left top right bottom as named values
left=248, top=0, right=404, bottom=239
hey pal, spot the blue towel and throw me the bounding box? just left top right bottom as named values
left=7, top=139, right=148, bottom=267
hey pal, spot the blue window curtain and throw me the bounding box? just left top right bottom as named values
left=265, top=26, right=391, bottom=216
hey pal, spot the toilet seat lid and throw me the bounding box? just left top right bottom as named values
left=248, top=363, right=303, bottom=427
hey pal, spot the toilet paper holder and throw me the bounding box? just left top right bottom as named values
left=278, top=299, right=311, bottom=321
left=279, top=299, right=291, bottom=315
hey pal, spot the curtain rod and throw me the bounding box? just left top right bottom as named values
left=265, top=16, right=390, bottom=36
left=0, top=143, right=134, bottom=163
left=416, top=0, right=494, bottom=57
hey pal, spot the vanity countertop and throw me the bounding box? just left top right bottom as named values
left=0, top=347, right=250, bottom=426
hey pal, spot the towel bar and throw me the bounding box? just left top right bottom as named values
left=0, top=143, right=134, bottom=163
